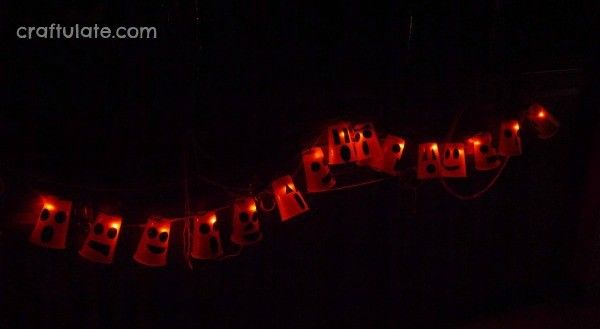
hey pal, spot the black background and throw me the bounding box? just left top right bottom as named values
left=1, top=1, right=598, bottom=328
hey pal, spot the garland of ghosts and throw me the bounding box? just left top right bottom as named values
left=27, top=103, right=559, bottom=267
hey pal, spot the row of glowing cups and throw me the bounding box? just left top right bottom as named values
left=316, top=104, right=558, bottom=180
left=30, top=196, right=264, bottom=265
left=29, top=104, right=558, bottom=264
left=29, top=185, right=306, bottom=266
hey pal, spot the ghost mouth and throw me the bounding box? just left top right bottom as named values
left=321, top=173, right=333, bottom=185
left=442, top=164, right=460, bottom=171
left=147, top=245, right=166, bottom=254
left=426, top=164, right=437, bottom=174
left=209, top=237, right=219, bottom=254
left=244, top=232, right=261, bottom=242
left=41, top=226, right=54, bottom=243
left=88, top=240, right=110, bottom=256
left=486, top=156, right=499, bottom=163
left=394, top=159, right=403, bottom=171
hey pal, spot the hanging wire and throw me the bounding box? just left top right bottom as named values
left=182, top=137, right=194, bottom=269
left=189, top=133, right=249, bottom=197
left=439, top=157, right=510, bottom=200
left=438, top=108, right=511, bottom=200
left=304, top=177, right=389, bottom=194
left=257, top=190, right=276, bottom=212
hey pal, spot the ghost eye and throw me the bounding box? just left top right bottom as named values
left=310, top=162, right=321, bottom=172
left=445, top=149, right=450, bottom=158
left=363, top=129, right=372, bottom=138
left=147, top=227, right=158, bottom=239
left=392, top=144, right=401, bottom=153
left=453, top=149, right=460, bottom=158
left=159, top=232, right=168, bottom=242
left=239, top=212, right=249, bottom=223
left=251, top=212, right=258, bottom=222
left=93, top=223, right=104, bottom=235
left=342, top=128, right=350, bottom=143
left=332, top=129, right=341, bottom=145
left=480, top=145, right=489, bottom=154
left=200, top=223, right=210, bottom=234
left=504, top=129, right=513, bottom=138
left=353, top=132, right=361, bottom=142
left=40, top=209, right=50, bottom=221
left=54, top=211, right=67, bottom=224
left=107, top=228, right=117, bottom=239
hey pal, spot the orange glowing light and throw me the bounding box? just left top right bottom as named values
left=538, top=110, right=545, bottom=119
left=110, top=222, right=120, bottom=230
left=210, top=215, right=217, bottom=225
left=250, top=203, right=257, bottom=212
left=473, top=140, right=481, bottom=146
left=44, top=203, right=55, bottom=211
left=513, top=123, right=520, bottom=130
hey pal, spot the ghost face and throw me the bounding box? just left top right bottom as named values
left=417, top=143, right=441, bottom=179
left=376, top=135, right=406, bottom=175
left=230, top=197, right=262, bottom=246
left=79, top=214, right=122, bottom=264
left=352, top=123, right=383, bottom=166
left=191, top=212, right=223, bottom=260
left=29, top=196, right=72, bottom=249
left=469, top=133, right=501, bottom=171
left=133, top=218, right=170, bottom=267
left=440, top=143, right=467, bottom=177
left=272, top=175, right=309, bottom=222
left=498, top=120, right=522, bottom=156
left=327, top=122, right=357, bottom=165
left=302, top=147, right=335, bottom=192
left=527, top=104, right=559, bottom=139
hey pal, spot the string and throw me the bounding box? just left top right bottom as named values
left=189, top=135, right=248, bottom=196
left=304, top=178, right=388, bottom=194
left=439, top=157, right=510, bottom=200
left=257, top=191, right=276, bottom=212
left=438, top=107, right=512, bottom=200
left=18, top=110, right=549, bottom=267
left=218, top=247, right=243, bottom=261
left=182, top=137, right=193, bottom=269
left=120, top=206, right=232, bottom=228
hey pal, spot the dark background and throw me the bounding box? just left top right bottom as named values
left=1, top=1, right=598, bottom=328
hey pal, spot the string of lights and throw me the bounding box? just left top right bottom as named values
left=20, top=103, right=558, bottom=268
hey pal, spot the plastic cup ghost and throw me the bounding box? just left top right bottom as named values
left=79, top=213, right=122, bottom=264
left=464, top=137, right=476, bottom=155
left=375, top=135, right=406, bottom=175
left=29, top=196, right=72, bottom=249
left=272, top=175, right=309, bottom=222
left=417, top=142, right=441, bottom=179
left=230, top=197, right=262, bottom=246
left=327, top=122, right=358, bottom=165
left=133, top=218, right=171, bottom=267
left=467, top=132, right=501, bottom=171
left=440, top=143, right=467, bottom=178
left=302, top=147, right=335, bottom=192
left=191, top=211, right=223, bottom=260
left=352, top=122, right=383, bottom=167
left=527, top=104, right=559, bottom=139
left=498, top=120, right=522, bottom=156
